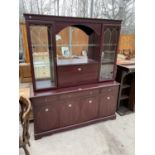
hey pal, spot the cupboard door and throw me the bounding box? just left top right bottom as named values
left=99, top=26, right=120, bottom=81
left=57, top=63, right=98, bottom=87
left=99, top=87, right=118, bottom=117
left=34, top=102, right=59, bottom=132
left=60, top=100, right=80, bottom=127
left=80, top=97, right=99, bottom=122
left=29, top=25, right=57, bottom=91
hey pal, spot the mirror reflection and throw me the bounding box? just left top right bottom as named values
left=56, top=26, right=98, bottom=65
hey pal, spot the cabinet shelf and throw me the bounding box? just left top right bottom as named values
left=56, top=44, right=98, bottom=47
left=120, top=95, right=129, bottom=100
left=122, top=84, right=131, bottom=89
left=101, top=61, right=115, bottom=64
left=57, top=58, right=98, bottom=66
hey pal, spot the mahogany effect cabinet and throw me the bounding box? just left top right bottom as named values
left=24, top=14, right=121, bottom=139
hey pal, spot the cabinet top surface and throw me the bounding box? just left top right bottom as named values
left=30, top=81, right=119, bottom=98
left=24, top=13, right=122, bottom=24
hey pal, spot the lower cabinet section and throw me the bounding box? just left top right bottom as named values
left=31, top=82, right=119, bottom=139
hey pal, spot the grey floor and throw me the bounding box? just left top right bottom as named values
left=19, top=113, right=134, bottom=155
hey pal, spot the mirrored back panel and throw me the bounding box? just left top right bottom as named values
left=56, top=26, right=100, bottom=66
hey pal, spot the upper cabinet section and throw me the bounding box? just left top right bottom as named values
left=24, top=14, right=121, bottom=91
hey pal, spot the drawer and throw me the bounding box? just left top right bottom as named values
left=31, top=95, right=58, bottom=105
left=58, top=63, right=98, bottom=73
left=100, top=86, right=118, bottom=94
left=59, top=89, right=99, bottom=99
left=58, top=63, right=98, bottom=87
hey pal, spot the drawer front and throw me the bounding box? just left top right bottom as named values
left=99, top=86, right=119, bottom=117
left=33, top=102, right=60, bottom=133
left=100, top=86, right=118, bottom=94
left=59, top=89, right=99, bottom=100
left=58, top=63, right=98, bottom=87
left=31, top=95, right=58, bottom=106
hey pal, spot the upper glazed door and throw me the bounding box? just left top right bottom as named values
left=99, top=25, right=120, bottom=81
left=28, top=24, right=57, bottom=91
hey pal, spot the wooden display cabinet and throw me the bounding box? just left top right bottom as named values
left=24, top=14, right=121, bottom=139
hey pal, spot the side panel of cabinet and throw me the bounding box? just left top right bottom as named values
left=80, top=96, right=99, bottom=122
left=33, top=101, right=60, bottom=133
left=60, top=100, right=80, bottom=127
left=99, top=86, right=119, bottom=117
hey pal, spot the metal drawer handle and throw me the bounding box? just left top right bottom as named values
left=107, top=96, right=110, bottom=100
left=45, top=108, right=49, bottom=112
left=89, top=100, right=92, bottom=103
left=77, top=68, right=82, bottom=71
left=68, top=104, right=72, bottom=107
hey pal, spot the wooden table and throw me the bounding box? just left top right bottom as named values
left=116, top=63, right=135, bottom=115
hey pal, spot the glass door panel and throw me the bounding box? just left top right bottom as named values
left=30, top=25, right=56, bottom=90
left=100, top=26, right=119, bottom=81
left=100, top=64, right=114, bottom=80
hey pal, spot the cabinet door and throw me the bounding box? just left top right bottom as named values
left=99, top=87, right=118, bottom=117
left=57, top=63, right=98, bottom=88
left=60, top=100, right=80, bottom=127
left=28, top=24, right=57, bottom=91
left=34, top=102, right=59, bottom=133
left=80, top=96, right=99, bottom=122
left=99, top=26, right=120, bottom=81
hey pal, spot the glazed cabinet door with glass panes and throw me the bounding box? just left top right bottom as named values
left=99, top=25, right=120, bottom=81
left=27, top=24, right=57, bottom=91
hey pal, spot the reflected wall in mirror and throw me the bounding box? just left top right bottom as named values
left=30, top=25, right=56, bottom=89
left=56, top=26, right=99, bottom=66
